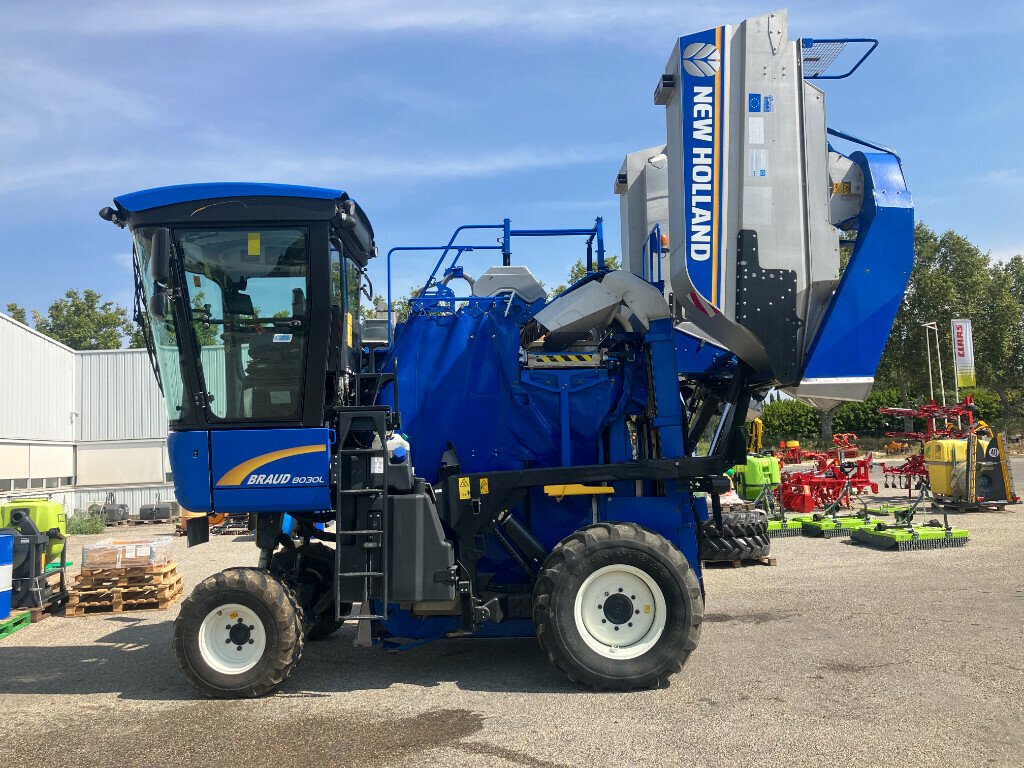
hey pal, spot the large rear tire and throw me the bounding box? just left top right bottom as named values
left=699, top=510, right=770, bottom=562
left=173, top=567, right=304, bottom=698
left=533, top=522, right=703, bottom=690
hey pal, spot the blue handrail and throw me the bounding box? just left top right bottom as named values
left=640, top=223, right=663, bottom=284
left=801, top=37, right=878, bottom=80
left=386, top=217, right=606, bottom=344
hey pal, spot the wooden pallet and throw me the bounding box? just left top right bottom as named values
left=702, top=555, right=778, bottom=569
left=77, top=562, right=177, bottom=587
left=67, top=562, right=184, bottom=617
left=0, top=610, right=32, bottom=640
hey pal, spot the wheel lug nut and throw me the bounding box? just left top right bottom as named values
left=225, top=638, right=231, bottom=644
left=631, top=595, right=635, bottom=599
left=604, top=592, right=609, bottom=596
left=618, top=588, right=623, bottom=593
left=248, top=625, right=255, bottom=631
left=635, top=609, right=640, bottom=614
left=628, top=622, right=633, bottom=627
left=597, top=604, right=602, bottom=609
left=614, top=626, right=619, bottom=631
left=248, top=639, right=254, bottom=645
left=602, top=619, right=607, bottom=623
left=226, top=625, right=232, bottom=631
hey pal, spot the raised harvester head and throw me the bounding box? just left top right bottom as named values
left=618, top=10, right=914, bottom=404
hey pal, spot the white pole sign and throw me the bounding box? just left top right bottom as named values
left=951, top=319, right=976, bottom=388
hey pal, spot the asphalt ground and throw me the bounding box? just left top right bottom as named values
left=1, top=460, right=1022, bottom=767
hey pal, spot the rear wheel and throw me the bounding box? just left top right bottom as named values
left=699, top=510, right=770, bottom=562
left=533, top=522, right=703, bottom=690
left=173, top=567, right=304, bottom=698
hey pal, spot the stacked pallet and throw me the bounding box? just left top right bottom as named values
left=67, top=562, right=184, bottom=617
left=0, top=610, right=32, bottom=640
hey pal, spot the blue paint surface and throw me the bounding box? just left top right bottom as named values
left=115, top=183, right=346, bottom=212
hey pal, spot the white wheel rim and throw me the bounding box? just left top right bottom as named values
left=573, top=564, right=667, bottom=660
left=198, top=603, right=267, bottom=675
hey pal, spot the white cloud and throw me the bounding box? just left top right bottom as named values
left=0, top=139, right=621, bottom=197
left=7, top=1, right=928, bottom=41
left=988, top=246, right=1024, bottom=262
left=978, top=169, right=1024, bottom=188
left=4, top=1, right=728, bottom=38
left=0, top=59, right=157, bottom=145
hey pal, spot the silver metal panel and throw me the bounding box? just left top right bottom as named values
left=76, top=349, right=168, bottom=442
left=662, top=10, right=842, bottom=384
left=615, top=146, right=667, bottom=278
left=0, top=314, right=76, bottom=442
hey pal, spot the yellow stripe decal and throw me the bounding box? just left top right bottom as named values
left=217, top=444, right=327, bottom=486
left=711, top=25, right=722, bottom=307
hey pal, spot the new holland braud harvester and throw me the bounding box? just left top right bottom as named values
left=100, top=11, right=913, bottom=697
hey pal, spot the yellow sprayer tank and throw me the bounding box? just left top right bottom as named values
left=924, top=439, right=970, bottom=497
left=0, top=498, right=66, bottom=563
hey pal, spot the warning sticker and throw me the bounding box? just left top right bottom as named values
left=371, top=457, right=384, bottom=474
left=246, top=232, right=261, bottom=259
left=458, top=477, right=471, bottom=500
left=748, top=148, right=769, bottom=178
left=480, top=478, right=490, bottom=495
left=643, top=605, right=651, bottom=615
left=832, top=181, right=852, bottom=195
left=748, top=116, right=764, bottom=145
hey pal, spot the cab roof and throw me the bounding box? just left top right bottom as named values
left=113, top=182, right=347, bottom=213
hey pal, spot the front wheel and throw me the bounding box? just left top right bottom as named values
left=173, top=567, right=305, bottom=698
left=533, top=522, right=703, bottom=690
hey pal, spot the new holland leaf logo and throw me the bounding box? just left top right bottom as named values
left=682, top=42, right=720, bottom=77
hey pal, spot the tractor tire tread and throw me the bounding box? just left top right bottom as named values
left=699, top=533, right=771, bottom=562
left=173, top=567, right=305, bottom=699
left=533, top=522, right=702, bottom=691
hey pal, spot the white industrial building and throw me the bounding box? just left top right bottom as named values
left=0, top=312, right=175, bottom=513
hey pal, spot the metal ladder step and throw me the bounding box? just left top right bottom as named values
left=339, top=571, right=383, bottom=578
left=337, top=488, right=382, bottom=497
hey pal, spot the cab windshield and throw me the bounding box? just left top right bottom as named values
left=136, top=226, right=310, bottom=423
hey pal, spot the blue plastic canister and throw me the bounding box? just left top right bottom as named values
left=0, top=531, right=13, bottom=620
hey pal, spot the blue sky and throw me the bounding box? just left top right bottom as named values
left=1, top=1, right=1021, bottom=319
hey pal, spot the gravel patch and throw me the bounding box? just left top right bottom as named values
left=1, top=463, right=1021, bottom=767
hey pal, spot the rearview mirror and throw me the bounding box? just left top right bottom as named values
left=151, top=227, right=172, bottom=284
left=149, top=291, right=167, bottom=319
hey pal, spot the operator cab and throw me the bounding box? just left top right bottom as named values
left=101, top=183, right=376, bottom=432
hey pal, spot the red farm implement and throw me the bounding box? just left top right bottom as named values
left=879, top=397, right=978, bottom=491
left=779, top=435, right=878, bottom=512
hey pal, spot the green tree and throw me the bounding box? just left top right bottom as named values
left=761, top=398, right=821, bottom=442
left=875, top=223, right=1024, bottom=422
left=31, top=289, right=134, bottom=350
left=126, top=321, right=147, bottom=348
left=552, top=255, right=621, bottom=295
left=5, top=302, right=28, bottom=325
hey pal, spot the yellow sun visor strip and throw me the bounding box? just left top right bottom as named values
left=543, top=484, right=615, bottom=497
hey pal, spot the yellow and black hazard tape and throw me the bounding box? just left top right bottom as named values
left=529, top=354, right=597, bottom=363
